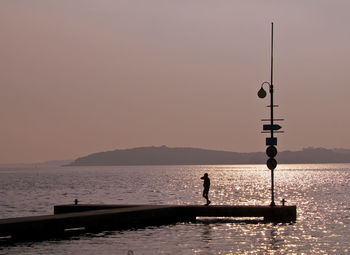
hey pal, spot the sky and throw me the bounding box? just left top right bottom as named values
left=1, top=0, right=350, bottom=164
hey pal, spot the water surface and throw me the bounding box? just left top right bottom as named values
left=0, top=164, right=349, bottom=254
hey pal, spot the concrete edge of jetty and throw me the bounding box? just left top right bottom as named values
left=0, top=204, right=296, bottom=241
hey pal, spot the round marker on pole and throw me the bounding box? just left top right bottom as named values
left=267, top=158, right=277, bottom=170
left=266, top=145, right=277, bottom=158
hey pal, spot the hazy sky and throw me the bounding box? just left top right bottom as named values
left=1, top=0, right=350, bottom=164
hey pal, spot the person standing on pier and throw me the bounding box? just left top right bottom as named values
left=201, top=173, right=211, bottom=206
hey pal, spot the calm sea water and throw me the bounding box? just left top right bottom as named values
left=0, top=164, right=349, bottom=254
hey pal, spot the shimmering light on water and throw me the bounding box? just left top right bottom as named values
left=0, top=164, right=349, bottom=254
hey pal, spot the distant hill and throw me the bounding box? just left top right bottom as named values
left=278, top=147, right=350, bottom=163
left=68, top=146, right=350, bottom=166
left=0, top=160, right=73, bottom=168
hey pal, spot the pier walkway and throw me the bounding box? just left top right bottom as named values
left=0, top=204, right=296, bottom=240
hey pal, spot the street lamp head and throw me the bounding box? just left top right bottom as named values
left=258, top=87, right=267, bottom=98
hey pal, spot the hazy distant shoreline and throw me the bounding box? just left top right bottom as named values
left=66, top=146, right=350, bottom=166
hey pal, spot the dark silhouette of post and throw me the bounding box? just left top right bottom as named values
left=270, top=22, right=275, bottom=207
left=258, top=22, right=283, bottom=207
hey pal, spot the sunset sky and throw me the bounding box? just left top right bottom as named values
left=1, top=0, right=350, bottom=164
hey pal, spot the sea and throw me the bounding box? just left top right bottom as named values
left=0, top=163, right=349, bottom=254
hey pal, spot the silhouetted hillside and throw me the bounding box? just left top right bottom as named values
left=68, top=146, right=350, bottom=166
left=278, top=147, right=350, bottom=163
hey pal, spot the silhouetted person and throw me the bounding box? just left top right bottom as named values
left=201, top=173, right=211, bottom=206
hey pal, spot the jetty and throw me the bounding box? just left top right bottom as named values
left=0, top=204, right=296, bottom=241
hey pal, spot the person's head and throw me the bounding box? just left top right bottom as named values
left=204, top=173, right=208, bottom=178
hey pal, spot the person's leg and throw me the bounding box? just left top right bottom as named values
left=203, top=189, right=210, bottom=205
left=207, top=193, right=210, bottom=204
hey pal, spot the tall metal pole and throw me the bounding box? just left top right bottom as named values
left=270, top=22, right=275, bottom=206
left=258, top=22, right=281, bottom=207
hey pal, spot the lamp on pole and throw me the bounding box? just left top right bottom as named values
left=257, top=22, right=283, bottom=207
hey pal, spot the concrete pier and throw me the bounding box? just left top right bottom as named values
left=0, top=204, right=296, bottom=241
left=54, top=204, right=296, bottom=222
